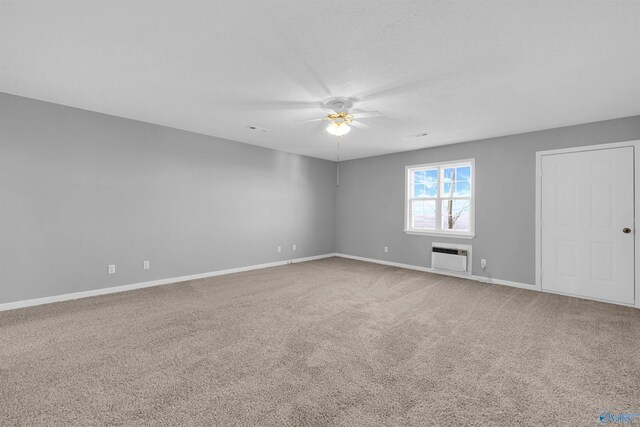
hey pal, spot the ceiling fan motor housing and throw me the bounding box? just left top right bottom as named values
left=322, top=97, right=355, bottom=113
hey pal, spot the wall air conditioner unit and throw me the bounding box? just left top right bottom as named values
left=431, top=243, right=471, bottom=274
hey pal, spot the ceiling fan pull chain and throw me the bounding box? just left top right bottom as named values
left=336, top=135, right=341, bottom=187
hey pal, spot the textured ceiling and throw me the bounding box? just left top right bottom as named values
left=2, top=1, right=640, bottom=161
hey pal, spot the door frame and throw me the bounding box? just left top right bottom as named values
left=535, top=140, right=640, bottom=309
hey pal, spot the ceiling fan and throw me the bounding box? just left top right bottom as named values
left=297, top=97, right=381, bottom=136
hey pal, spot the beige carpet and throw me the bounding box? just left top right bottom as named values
left=1, top=257, right=639, bottom=426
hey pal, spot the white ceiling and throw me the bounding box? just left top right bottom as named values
left=2, top=1, right=640, bottom=161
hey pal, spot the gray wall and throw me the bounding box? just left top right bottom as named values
left=336, top=115, right=640, bottom=285
left=3, top=92, right=639, bottom=304
left=0, top=93, right=336, bottom=304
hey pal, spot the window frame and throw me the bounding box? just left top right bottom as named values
left=404, top=159, right=475, bottom=239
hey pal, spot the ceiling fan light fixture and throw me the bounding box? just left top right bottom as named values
left=326, top=121, right=351, bottom=136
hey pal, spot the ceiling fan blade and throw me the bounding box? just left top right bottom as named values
left=351, top=111, right=382, bottom=119
left=315, top=120, right=329, bottom=133
left=350, top=121, right=371, bottom=129
left=295, top=117, right=327, bottom=123
left=250, top=100, right=325, bottom=110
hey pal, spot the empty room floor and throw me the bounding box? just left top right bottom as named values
left=1, top=257, right=638, bottom=426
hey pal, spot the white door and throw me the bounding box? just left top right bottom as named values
left=541, top=147, right=635, bottom=304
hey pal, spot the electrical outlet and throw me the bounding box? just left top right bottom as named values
left=108, top=265, right=116, bottom=274
left=292, top=244, right=296, bottom=251
left=384, top=246, right=389, bottom=253
left=277, top=246, right=282, bottom=253
left=481, top=259, right=487, bottom=269
left=143, top=260, right=150, bottom=270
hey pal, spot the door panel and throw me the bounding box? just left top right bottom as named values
left=541, top=147, right=635, bottom=304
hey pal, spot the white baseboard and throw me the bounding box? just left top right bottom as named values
left=0, top=253, right=336, bottom=312
left=334, top=253, right=535, bottom=290
left=335, top=254, right=640, bottom=308
left=4, top=253, right=633, bottom=312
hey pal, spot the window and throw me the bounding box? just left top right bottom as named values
left=405, top=159, right=475, bottom=238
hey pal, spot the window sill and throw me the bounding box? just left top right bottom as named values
left=404, top=230, right=475, bottom=239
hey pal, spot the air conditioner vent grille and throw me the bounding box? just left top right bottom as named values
left=431, top=243, right=471, bottom=274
